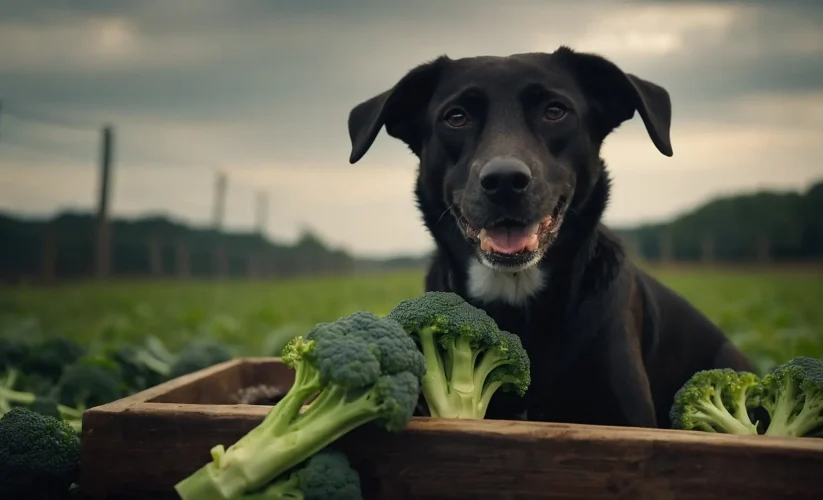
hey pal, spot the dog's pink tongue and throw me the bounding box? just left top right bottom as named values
left=479, top=226, right=539, bottom=254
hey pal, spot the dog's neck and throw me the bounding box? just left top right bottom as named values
left=466, top=260, right=547, bottom=306
left=417, top=162, right=613, bottom=308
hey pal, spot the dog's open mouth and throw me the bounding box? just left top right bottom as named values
left=469, top=217, right=554, bottom=254
left=458, top=197, right=568, bottom=262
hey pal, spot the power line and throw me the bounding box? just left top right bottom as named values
left=0, top=137, right=94, bottom=164
left=0, top=101, right=101, bottom=132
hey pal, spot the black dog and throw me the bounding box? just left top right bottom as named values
left=346, top=47, right=754, bottom=429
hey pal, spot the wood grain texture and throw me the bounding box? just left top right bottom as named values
left=79, top=358, right=823, bottom=500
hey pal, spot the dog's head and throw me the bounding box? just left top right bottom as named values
left=347, top=47, right=673, bottom=273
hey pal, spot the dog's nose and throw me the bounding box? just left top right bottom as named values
left=479, top=157, right=532, bottom=198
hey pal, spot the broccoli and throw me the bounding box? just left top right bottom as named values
left=108, top=345, right=169, bottom=393
left=0, top=407, right=81, bottom=499
left=0, top=368, right=84, bottom=432
left=174, top=311, right=425, bottom=500
left=55, top=356, right=126, bottom=409
left=20, top=338, right=87, bottom=383
left=241, top=449, right=362, bottom=500
left=761, top=356, right=823, bottom=438
left=669, top=368, right=762, bottom=435
left=0, top=338, right=29, bottom=372
left=387, top=291, right=530, bottom=419
left=0, top=377, right=61, bottom=418
left=1, top=338, right=30, bottom=399
left=169, top=339, right=234, bottom=378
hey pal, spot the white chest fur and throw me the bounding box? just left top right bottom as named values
left=466, top=259, right=546, bottom=306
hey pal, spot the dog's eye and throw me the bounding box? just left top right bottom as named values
left=543, top=103, right=567, bottom=121
left=444, top=109, right=470, bottom=128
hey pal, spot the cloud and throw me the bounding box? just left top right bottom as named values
left=0, top=0, right=821, bottom=254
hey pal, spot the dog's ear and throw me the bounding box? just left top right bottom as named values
left=348, top=56, right=449, bottom=164
left=555, top=47, right=673, bottom=157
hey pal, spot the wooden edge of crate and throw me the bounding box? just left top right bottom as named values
left=80, top=355, right=823, bottom=453
left=87, top=400, right=823, bottom=453
left=82, top=356, right=279, bottom=413
left=79, top=400, right=823, bottom=500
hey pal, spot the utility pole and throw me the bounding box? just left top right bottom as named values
left=95, top=125, right=115, bottom=279
left=212, top=171, right=227, bottom=231
left=211, top=171, right=228, bottom=278
left=255, top=191, right=268, bottom=236
left=660, top=228, right=674, bottom=264
left=701, top=232, right=715, bottom=264
left=41, top=223, right=57, bottom=282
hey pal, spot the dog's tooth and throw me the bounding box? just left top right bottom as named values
left=479, top=229, right=491, bottom=251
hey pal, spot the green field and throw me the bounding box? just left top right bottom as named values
left=1, top=267, right=821, bottom=375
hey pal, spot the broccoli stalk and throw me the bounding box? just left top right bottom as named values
left=240, top=449, right=362, bottom=500
left=174, top=312, right=425, bottom=500
left=388, top=291, right=530, bottom=419
left=669, top=369, right=762, bottom=435
left=762, top=357, right=823, bottom=437
left=0, top=369, right=84, bottom=432
left=0, top=383, right=77, bottom=417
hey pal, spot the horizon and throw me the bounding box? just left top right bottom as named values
left=1, top=0, right=822, bottom=256
left=3, top=175, right=819, bottom=260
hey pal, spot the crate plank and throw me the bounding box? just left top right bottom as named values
left=78, top=358, right=823, bottom=500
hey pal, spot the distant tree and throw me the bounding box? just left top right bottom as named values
left=615, top=179, right=823, bottom=264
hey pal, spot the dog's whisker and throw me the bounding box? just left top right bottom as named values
left=437, top=203, right=457, bottom=225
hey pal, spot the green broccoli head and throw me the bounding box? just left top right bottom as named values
left=669, top=368, right=762, bottom=434
left=243, top=448, right=363, bottom=500
left=20, top=338, right=87, bottom=383
left=175, top=311, right=424, bottom=500
left=56, top=356, right=126, bottom=409
left=107, top=344, right=171, bottom=393
left=482, top=330, right=530, bottom=396
left=387, top=291, right=531, bottom=419
left=169, top=339, right=234, bottom=378
left=0, top=338, right=29, bottom=373
left=307, top=311, right=427, bottom=383
left=387, top=291, right=499, bottom=344
left=761, top=356, right=823, bottom=437
left=0, top=407, right=81, bottom=499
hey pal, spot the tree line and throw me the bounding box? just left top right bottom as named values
left=1, top=178, right=820, bottom=282
left=0, top=212, right=428, bottom=283
left=615, top=179, right=823, bottom=263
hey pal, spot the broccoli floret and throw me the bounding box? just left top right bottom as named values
left=761, top=356, right=823, bottom=438
left=174, top=311, right=424, bottom=500
left=387, top=291, right=531, bottom=419
left=669, top=368, right=762, bottom=434
left=0, top=407, right=81, bottom=499
left=0, top=381, right=60, bottom=418
left=0, top=338, right=29, bottom=372
left=1, top=338, right=30, bottom=414
left=55, top=356, right=126, bottom=409
left=20, top=338, right=87, bottom=383
left=169, top=339, right=233, bottom=378
left=241, top=449, right=362, bottom=500
left=0, top=370, right=84, bottom=433
left=108, top=345, right=170, bottom=393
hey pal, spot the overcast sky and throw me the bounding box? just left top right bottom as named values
left=1, top=0, right=821, bottom=257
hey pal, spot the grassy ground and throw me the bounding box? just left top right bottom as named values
left=1, top=267, right=821, bottom=375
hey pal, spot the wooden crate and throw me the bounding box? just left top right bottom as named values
left=79, top=357, right=823, bottom=500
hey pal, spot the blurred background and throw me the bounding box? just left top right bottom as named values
left=1, top=0, right=821, bottom=381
